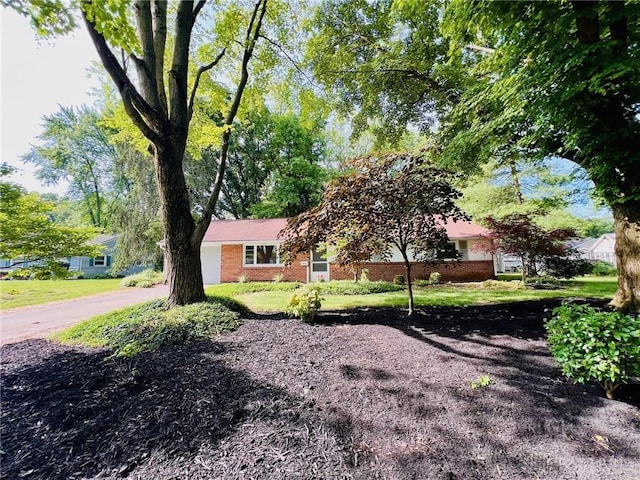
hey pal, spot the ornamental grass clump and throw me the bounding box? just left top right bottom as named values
left=545, top=302, right=640, bottom=400
left=286, top=286, right=323, bottom=323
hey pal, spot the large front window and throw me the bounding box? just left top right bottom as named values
left=244, top=244, right=279, bottom=266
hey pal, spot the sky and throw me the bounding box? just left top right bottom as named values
left=1, top=7, right=101, bottom=194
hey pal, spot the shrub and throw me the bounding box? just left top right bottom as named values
left=6, top=269, right=32, bottom=280
left=315, top=280, right=403, bottom=295
left=429, top=272, right=442, bottom=285
left=393, top=275, right=405, bottom=285
left=545, top=302, right=640, bottom=399
left=285, top=286, right=322, bottom=323
left=590, top=261, right=617, bottom=277
left=121, top=269, right=163, bottom=287
left=543, top=255, right=592, bottom=279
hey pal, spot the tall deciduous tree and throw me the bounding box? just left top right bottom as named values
left=77, top=0, right=268, bottom=305
left=22, top=105, right=117, bottom=229
left=280, top=151, right=466, bottom=315
left=440, top=0, right=640, bottom=311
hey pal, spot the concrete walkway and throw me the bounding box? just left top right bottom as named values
left=0, top=285, right=169, bottom=346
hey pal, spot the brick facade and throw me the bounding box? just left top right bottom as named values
left=220, top=245, right=310, bottom=283
left=219, top=243, right=494, bottom=283
left=329, top=260, right=495, bottom=283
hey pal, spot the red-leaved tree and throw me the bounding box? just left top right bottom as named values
left=475, top=213, right=578, bottom=282
left=279, top=151, right=466, bottom=316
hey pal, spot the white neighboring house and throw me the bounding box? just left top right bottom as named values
left=573, top=233, right=617, bottom=266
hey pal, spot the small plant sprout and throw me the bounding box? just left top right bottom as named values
left=470, top=374, right=492, bottom=389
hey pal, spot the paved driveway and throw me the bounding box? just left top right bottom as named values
left=0, top=285, right=169, bottom=346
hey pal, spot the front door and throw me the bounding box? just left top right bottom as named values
left=310, top=248, right=329, bottom=282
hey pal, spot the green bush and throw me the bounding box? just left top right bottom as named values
left=285, top=286, right=323, bottom=323
left=393, top=275, right=405, bottom=285
left=429, top=272, right=442, bottom=285
left=121, top=269, right=163, bottom=287
left=545, top=302, right=640, bottom=399
left=58, top=299, right=242, bottom=357
left=315, top=280, right=403, bottom=295
left=542, top=255, right=592, bottom=279
left=6, top=268, right=32, bottom=280
left=590, top=261, right=617, bottom=277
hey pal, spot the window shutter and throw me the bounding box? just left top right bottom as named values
left=106, top=256, right=112, bottom=267
left=89, top=258, right=94, bottom=267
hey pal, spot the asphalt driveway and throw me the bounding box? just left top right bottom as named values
left=0, top=285, right=169, bottom=345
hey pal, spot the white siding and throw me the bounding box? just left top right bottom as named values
left=372, top=239, right=491, bottom=262
left=201, top=245, right=221, bottom=284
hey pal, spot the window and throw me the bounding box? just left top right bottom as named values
left=438, top=242, right=458, bottom=260
left=244, top=245, right=280, bottom=266
left=90, top=256, right=111, bottom=267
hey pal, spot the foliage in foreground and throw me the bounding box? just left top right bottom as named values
left=286, top=286, right=323, bottom=323
left=121, top=269, right=164, bottom=288
left=55, top=298, right=241, bottom=358
left=545, top=302, right=640, bottom=400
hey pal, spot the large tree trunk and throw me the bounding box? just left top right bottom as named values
left=610, top=201, right=640, bottom=313
left=155, top=140, right=206, bottom=306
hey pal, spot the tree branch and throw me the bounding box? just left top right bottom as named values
left=153, top=1, right=168, bottom=113
left=134, top=0, right=162, bottom=110
left=193, top=0, right=207, bottom=22
left=195, top=0, right=268, bottom=241
left=187, top=49, right=226, bottom=123
left=259, top=34, right=315, bottom=86
left=81, top=2, right=165, bottom=142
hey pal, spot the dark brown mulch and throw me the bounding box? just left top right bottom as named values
left=2, top=300, right=639, bottom=480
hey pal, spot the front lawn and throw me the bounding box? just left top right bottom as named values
left=0, top=278, right=124, bottom=310
left=208, top=276, right=618, bottom=313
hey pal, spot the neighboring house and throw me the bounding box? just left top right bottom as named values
left=186, top=218, right=496, bottom=285
left=1, top=234, right=147, bottom=278
left=67, top=234, right=147, bottom=278
left=572, top=234, right=617, bottom=266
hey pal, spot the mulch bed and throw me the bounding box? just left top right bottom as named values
left=2, top=300, right=639, bottom=479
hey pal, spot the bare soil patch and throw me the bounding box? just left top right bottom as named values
left=2, top=300, right=639, bottom=479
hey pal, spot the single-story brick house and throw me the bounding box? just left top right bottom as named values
left=192, top=218, right=495, bottom=285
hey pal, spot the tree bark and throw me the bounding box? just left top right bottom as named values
left=154, top=139, right=206, bottom=306
left=404, top=259, right=414, bottom=316
left=610, top=200, right=640, bottom=312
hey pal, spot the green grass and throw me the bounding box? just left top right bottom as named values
left=1, top=278, right=124, bottom=310
left=223, top=276, right=619, bottom=313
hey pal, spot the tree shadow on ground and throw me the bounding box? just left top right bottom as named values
left=0, top=339, right=352, bottom=480
left=315, top=300, right=640, bottom=478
